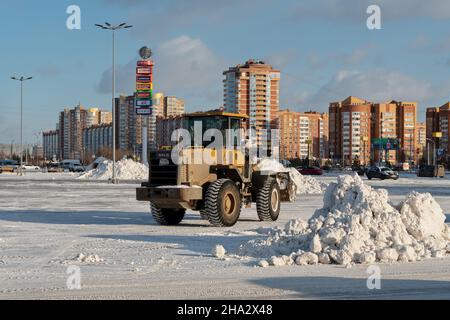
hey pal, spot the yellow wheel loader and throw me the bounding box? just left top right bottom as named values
left=136, top=111, right=297, bottom=227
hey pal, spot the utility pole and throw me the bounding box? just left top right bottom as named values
left=95, top=22, right=133, bottom=183
left=11, top=76, right=33, bottom=175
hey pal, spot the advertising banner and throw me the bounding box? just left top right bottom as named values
left=135, top=59, right=153, bottom=115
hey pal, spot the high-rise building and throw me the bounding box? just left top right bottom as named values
left=329, top=97, right=418, bottom=166
left=371, top=102, right=398, bottom=164
left=155, top=115, right=184, bottom=148
left=416, top=122, right=426, bottom=162
left=395, top=101, right=417, bottom=163
left=164, top=96, right=185, bottom=118
left=115, top=95, right=141, bottom=154
left=58, top=104, right=87, bottom=160
left=303, top=111, right=329, bottom=159
left=86, top=108, right=113, bottom=127
left=425, top=102, right=450, bottom=163
left=279, top=110, right=303, bottom=159
left=115, top=93, right=184, bottom=156
left=329, top=97, right=372, bottom=165
left=223, top=59, right=280, bottom=146
left=279, top=110, right=329, bottom=160
left=148, top=93, right=165, bottom=150
left=82, top=123, right=113, bottom=161
left=43, top=130, right=59, bottom=160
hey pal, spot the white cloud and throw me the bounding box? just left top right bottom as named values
left=96, top=36, right=226, bottom=109
left=155, top=36, right=225, bottom=93
left=289, top=0, right=450, bottom=22
left=292, top=69, right=434, bottom=111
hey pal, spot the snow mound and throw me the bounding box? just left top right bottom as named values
left=287, top=167, right=327, bottom=195
left=85, top=157, right=107, bottom=171
left=239, top=174, right=450, bottom=266
left=254, top=158, right=326, bottom=195
left=78, top=158, right=148, bottom=181
left=212, top=245, right=227, bottom=259
left=74, top=253, right=104, bottom=264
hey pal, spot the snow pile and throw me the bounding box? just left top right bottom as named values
left=51, top=253, right=105, bottom=265
left=74, top=253, right=104, bottom=264
left=78, top=158, right=148, bottom=180
left=85, top=157, right=107, bottom=171
left=287, top=166, right=327, bottom=195
left=254, top=158, right=326, bottom=195
left=212, top=245, right=227, bottom=259
left=239, top=174, right=450, bottom=266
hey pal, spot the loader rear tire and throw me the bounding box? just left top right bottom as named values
left=151, top=203, right=185, bottom=225
left=204, top=179, right=241, bottom=227
left=256, top=179, right=281, bottom=222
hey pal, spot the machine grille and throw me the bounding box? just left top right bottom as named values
left=148, top=150, right=178, bottom=186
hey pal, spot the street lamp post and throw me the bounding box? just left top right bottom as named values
left=11, top=76, right=33, bottom=175
left=95, top=22, right=133, bottom=184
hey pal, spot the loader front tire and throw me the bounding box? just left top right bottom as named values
left=204, top=179, right=241, bottom=227
left=151, top=203, right=185, bottom=225
left=256, top=179, right=281, bottom=222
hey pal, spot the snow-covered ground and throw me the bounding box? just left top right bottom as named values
left=0, top=172, right=450, bottom=299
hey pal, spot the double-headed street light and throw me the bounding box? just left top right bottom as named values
left=95, top=22, right=133, bottom=184
left=11, top=76, right=33, bottom=175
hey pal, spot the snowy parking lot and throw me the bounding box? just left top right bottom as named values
left=0, top=172, right=450, bottom=299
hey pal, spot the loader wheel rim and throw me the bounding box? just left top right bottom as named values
left=271, top=188, right=279, bottom=212
left=223, top=192, right=236, bottom=215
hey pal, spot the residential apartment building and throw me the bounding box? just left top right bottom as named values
left=58, top=105, right=87, bottom=160
left=416, top=122, right=426, bottom=162
left=395, top=101, right=417, bottom=163
left=115, top=93, right=184, bottom=155
left=155, top=115, right=184, bottom=147
left=223, top=59, right=280, bottom=147
left=86, top=108, right=112, bottom=127
left=42, top=130, right=59, bottom=160
left=303, top=111, right=329, bottom=159
left=426, top=102, right=450, bottom=163
left=82, top=123, right=113, bottom=160
left=279, top=110, right=329, bottom=160
left=164, top=96, right=185, bottom=118
left=329, top=97, right=372, bottom=165
left=149, top=93, right=165, bottom=150
left=371, top=102, right=398, bottom=164
left=56, top=104, right=112, bottom=160
left=329, top=96, right=418, bottom=166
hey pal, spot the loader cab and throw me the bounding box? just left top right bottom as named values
left=183, top=111, right=247, bottom=148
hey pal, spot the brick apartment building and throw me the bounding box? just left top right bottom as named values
left=279, top=109, right=329, bottom=160
left=426, top=102, right=450, bottom=163
left=223, top=59, right=280, bottom=147
left=329, top=96, right=418, bottom=166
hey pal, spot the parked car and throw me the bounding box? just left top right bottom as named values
left=47, top=162, right=63, bottom=173
left=60, top=160, right=83, bottom=172
left=297, top=166, right=324, bottom=175
left=352, top=166, right=368, bottom=176
left=21, top=164, right=41, bottom=172
left=69, top=163, right=85, bottom=172
left=366, top=166, right=399, bottom=180
left=0, top=160, right=19, bottom=173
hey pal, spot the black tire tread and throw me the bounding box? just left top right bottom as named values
left=151, top=203, right=185, bottom=225
left=204, top=179, right=240, bottom=227
left=256, top=179, right=280, bottom=222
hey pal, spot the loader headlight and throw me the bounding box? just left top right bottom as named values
left=159, top=158, right=170, bottom=166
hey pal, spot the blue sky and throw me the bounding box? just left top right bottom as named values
left=1, top=0, right=450, bottom=144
